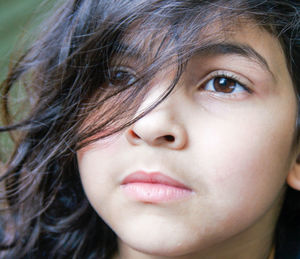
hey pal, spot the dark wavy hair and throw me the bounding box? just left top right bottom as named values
left=0, top=0, right=299, bottom=258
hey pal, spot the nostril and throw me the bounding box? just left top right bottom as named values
left=130, top=130, right=140, bottom=139
left=164, top=135, right=175, bottom=142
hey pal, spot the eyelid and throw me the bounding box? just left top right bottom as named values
left=107, top=65, right=138, bottom=87
left=109, top=65, right=137, bottom=77
left=196, top=70, right=253, bottom=93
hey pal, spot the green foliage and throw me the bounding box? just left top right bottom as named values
left=0, top=0, right=54, bottom=162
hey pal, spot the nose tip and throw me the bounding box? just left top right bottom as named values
left=126, top=117, right=188, bottom=150
left=125, top=71, right=188, bottom=150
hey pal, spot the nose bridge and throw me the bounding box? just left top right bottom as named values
left=126, top=78, right=188, bottom=149
left=137, top=71, right=176, bottom=113
left=136, top=69, right=182, bottom=124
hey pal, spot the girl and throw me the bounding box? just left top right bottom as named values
left=0, top=0, right=300, bottom=258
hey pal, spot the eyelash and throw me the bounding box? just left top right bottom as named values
left=198, top=71, right=252, bottom=96
left=108, top=67, right=252, bottom=99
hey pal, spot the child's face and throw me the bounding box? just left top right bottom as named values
left=77, top=24, right=298, bottom=258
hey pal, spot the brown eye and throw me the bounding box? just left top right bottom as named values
left=213, top=77, right=236, bottom=93
left=203, top=76, right=247, bottom=94
left=108, top=68, right=136, bottom=87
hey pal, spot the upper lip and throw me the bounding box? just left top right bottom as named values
left=121, top=171, right=191, bottom=190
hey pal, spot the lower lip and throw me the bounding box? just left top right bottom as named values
left=121, top=183, right=193, bottom=203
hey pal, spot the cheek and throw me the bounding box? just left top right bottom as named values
left=189, top=103, right=295, bottom=217
left=77, top=147, right=115, bottom=208
left=76, top=135, right=129, bottom=217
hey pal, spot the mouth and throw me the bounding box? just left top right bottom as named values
left=120, top=171, right=193, bottom=203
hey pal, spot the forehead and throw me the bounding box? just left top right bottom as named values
left=116, top=20, right=291, bottom=86
left=222, top=23, right=290, bottom=85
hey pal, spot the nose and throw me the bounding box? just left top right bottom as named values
left=125, top=93, right=188, bottom=150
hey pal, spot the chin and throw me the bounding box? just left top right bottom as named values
left=117, top=226, right=212, bottom=258
left=121, top=240, right=195, bottom=257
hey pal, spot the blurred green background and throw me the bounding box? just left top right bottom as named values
left=0, top=0, right=50, bottom=81
left=0, top=0, right=54, bottom=162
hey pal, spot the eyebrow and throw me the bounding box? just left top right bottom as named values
left=113, top=42, right=142, bottom=59
left=196, top=42, right=276, bottom=80
left=113, top=42, right=276, bottom=81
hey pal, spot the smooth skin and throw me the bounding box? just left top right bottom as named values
left=77, top=23, right=300, bottom=259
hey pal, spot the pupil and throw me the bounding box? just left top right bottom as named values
left=214, top=77, right=235, bottom=93
left=110, top=70, right=134, bottom=86
left=115, top=71, right=125, bottom=80
left=219, top=78, right=227, bottom=86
